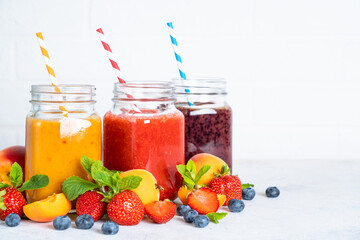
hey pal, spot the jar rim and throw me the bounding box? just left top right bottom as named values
left=114, top=81, right=173, bottom=89
left=172, top=77, right=226, bottom=82
left=31, top=84, right=96, bottom=95
left=113, top=81, right=175, bottom=102
left=172, top=78, right=227, bottom=95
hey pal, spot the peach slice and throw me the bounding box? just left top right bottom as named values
left=191, top=153, right=228, bottom=185
left=23, top=193, right=71, bottom=222
left=217, top=194, right=226, bottom=207
left=119, top=169, right=160, bottom=205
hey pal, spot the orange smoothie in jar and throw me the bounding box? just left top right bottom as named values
left=25, top=84, right=101, bottom=203
left=25, top=115, right=101, bottom=202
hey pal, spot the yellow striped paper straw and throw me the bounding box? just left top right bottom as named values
left=36, top=32, right=68, bottom=117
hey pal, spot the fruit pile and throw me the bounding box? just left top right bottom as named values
left=0, top=149, right=280, bottom=235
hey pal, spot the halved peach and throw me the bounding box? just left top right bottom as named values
left=23, top=193, right=71, bottom=222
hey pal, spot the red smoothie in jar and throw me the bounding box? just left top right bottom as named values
left=103, top=109, right=184, bottom=200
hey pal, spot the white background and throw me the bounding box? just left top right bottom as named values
left=1, top=0, right=360, bottom=161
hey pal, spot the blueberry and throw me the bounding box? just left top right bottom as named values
left=75, top=214, right=94, bottom=229
left=266, top=187, right=280, bottom=198
left=228, top=199, right=245, bottom=212
left=193, top=215, right=209, bottom=228
left=242, top=187, right=256, bottom=200
left=176, top=205, right=191, bottom=216
left=183, top=209, right=198, bottom=223
left=5, top=213, right=20, bottom=227
left=101, top=221, right=119, bottom=235
left=53, top=215, right=71, bottom=230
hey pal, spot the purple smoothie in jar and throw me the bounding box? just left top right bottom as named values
left=173, top=78, right=232, bottom=169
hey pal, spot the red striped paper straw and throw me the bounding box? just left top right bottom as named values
left=96, top=28, right=140, bottom=113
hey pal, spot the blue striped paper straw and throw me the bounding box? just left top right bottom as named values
left=167, top=22, right=193, bottom=106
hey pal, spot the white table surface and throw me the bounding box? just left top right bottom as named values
left=1, top=159, right=359, bottom=240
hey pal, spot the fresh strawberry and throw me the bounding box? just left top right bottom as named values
left=76, top=191, right=106, bottom=221
left=209, top=165, right=242, bottom=205
left=0, top=187, right=27, bottom=220
left=107, top=190, right=144, bottom=226
left=144, top=200, right=176, bottom=224
left=187, top=188, right=219, bottom=214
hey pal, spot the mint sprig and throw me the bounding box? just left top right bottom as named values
left=206, top=212, right=228, bottom=223
left=0, top=162, right=49, bottom=193
left=0, top=162, right=49, bottom=211
left=62, top=176, right=100, bottom=201
left=62, top=156, right=142, bottom=203
left=242, top=183, right=254, bottom=189
left=176, top=160, right=211, bottom=190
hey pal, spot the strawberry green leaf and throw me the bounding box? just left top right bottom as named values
left=81, top=156, right=95, bottom=175
left=206, top=212, right=228, bottom=224
left=242, top=183, right=254, bottom=189
left=18, top=174, right=49, bottom=192
left=9, top=162, right=23, bottom=188
left=0, top=183, right=10, bottom=189
left=118, top=176, right=142, bottom=191
left=62, top=176, right=100, bottom=201
left=195, top=165, right=211, bottom=184
left=0, top=189, right=6, bottom=210
left=220, top=165, right=230, bottom=175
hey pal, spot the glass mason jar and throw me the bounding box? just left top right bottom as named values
left=173, top=78, right=232, bottom=169
left=25, top=85, right=102, bottom=203
left=103, top=82, right=184, bottom=200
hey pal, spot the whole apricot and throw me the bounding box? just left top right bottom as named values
left=119, top=169, right=159, bottom=205
left=191, top=153, right=228, bottom=185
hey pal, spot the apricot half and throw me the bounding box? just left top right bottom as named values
left=23, top=193, right=71, bottom=222
left=178, top=186, right=191, bottom=205
left=119, top=169, right=159, bottom=205
left=191, top=153, right=228, bottom=185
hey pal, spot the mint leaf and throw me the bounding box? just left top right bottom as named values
left=18, top=174, right=49, bottom=192
left=195, top=165, right=211, bottom=184
left=62, top=176, right=99, bottom=201
left=91, top=163, right=113, bottom=187
left=81, top=156, right=95, bottom=175
left=186, top=160, right=196, bottom=178
left=206, top=212, right=228, bottom=223
left=177, top=163, right=199, bottom=189
left=111, top=172, right=122, bottom=193
left=242, top=183, right=254, bottom=189
left=0, top=183, right=10, bottom=189
left=9, top=162, right=23, bottom=188
left=176, top=165, right=186, bottom=177
left=118, top=176, right=142, bottom=191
